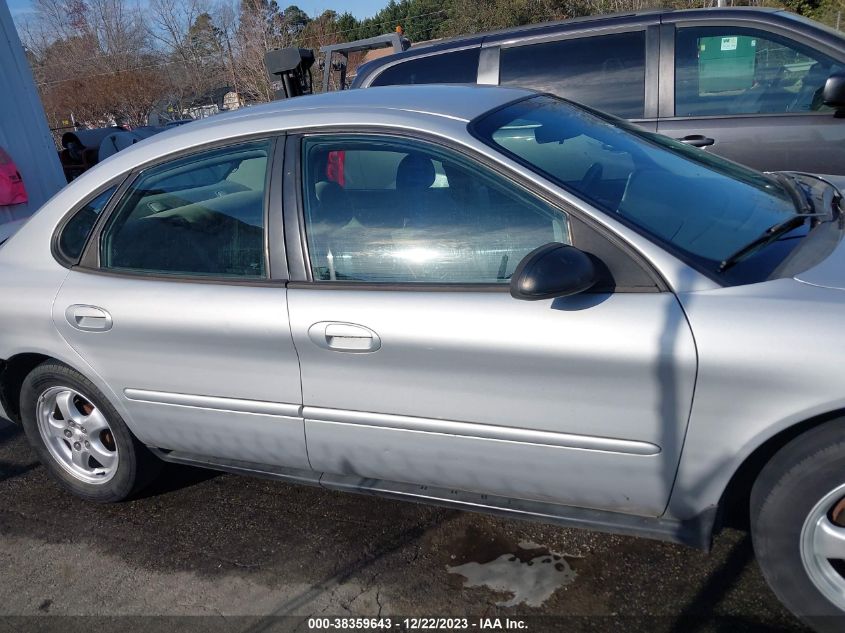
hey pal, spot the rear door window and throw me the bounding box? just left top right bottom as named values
left=370, top=48, right=480, bottom=86
left=499, top=31, right=647, bottom=118
left=99, top=140, right=271, bottom=279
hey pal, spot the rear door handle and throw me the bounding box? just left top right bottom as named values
left=65, top=305, right=113, bottom=332
left=676, top=134, right=715, bottom=148
left=308, top=322, right=381, bottom=353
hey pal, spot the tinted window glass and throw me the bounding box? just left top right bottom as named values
left=675, top=27, right=844, bottom=117
left=370, top=48, right=480, bottom=86
left=474, top=96, right=797, bottom=271
left=302, top=137, right=570, bottom=283
left=100, top=141, right=270, bottom=278
left=500, top=31, right=646, bottom=118
left=57, top=187, right=116, bottom=262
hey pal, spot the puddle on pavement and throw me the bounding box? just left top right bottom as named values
left=445, top=526, right=577, bottom=607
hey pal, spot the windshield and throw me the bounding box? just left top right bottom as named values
left=472, top=95, right=799, bottom=272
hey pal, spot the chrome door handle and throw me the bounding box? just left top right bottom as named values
left=308, top=322, right=381, bottom=353
left=65, top=305, right=113, bottom=332
left=677, top=134, right=715, bottom=148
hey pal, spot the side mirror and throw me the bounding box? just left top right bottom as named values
left=823, top=72, right=845, bottom=110
left=510, top=243, right=597, bottom=301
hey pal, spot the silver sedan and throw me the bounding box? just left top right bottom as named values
left=1, top=85, right=844, bottom=630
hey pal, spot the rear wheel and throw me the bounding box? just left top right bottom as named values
left=751, top=419, right=845, bottom=632
left=20, top=361, right=160, bottom=502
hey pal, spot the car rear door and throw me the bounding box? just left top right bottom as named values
left=284, top=132, right=697, bottom=517
left=51, top=137, right=308, bottom=470
left=656, top=19, right=845, bottom=174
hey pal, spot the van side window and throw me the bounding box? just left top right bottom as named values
left=499, top=31, right=647, bottom=119
left=675, top=27, right=844, bottom=117
left=370, top=48, right=480, bottom=86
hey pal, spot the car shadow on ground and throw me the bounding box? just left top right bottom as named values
left=136, top=462, right=221, bottom=498
left=0, top=421, right=39, bottom=484
left=668, top=534, right=767, bottom=633
left=0, top=416, right=807, bottom=631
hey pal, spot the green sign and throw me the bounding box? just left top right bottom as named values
left=698, top=35, right=757, bottom=94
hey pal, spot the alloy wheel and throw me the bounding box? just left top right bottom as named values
left=35, top=386, right=119, bottom=484
left=800, top=482, right=845, bottom=611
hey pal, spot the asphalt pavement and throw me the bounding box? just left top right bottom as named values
left=0, top=417, right=809, bottom=633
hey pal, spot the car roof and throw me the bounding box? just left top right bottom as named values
left=61, top=85, right=537, bottom=198
left=165, top=84, right=534, bottom=138
left=352, top=6, right=796, bottom=86
left=414, top=7, right=781, bottom=48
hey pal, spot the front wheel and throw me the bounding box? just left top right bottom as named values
left=751, top=420, right=845, bottom=632
left=20, top=361, right=160, bottom=502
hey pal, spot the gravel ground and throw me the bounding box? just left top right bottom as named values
left=0, top=418, right=809, bottom=633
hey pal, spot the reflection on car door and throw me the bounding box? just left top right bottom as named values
left=657, top=23, right=845, bottom=174
left=52, top=139, right=308, bottom=470
left=286, top=134, right=697, bottom=516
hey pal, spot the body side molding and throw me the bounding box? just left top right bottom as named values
left=124, top=389, right=302, bottom=418
left=304, top=406, right=661, bottom=456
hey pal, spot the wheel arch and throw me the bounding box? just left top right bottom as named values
left=0, top=353, right=52, bottom=423
left=717, top=407, right=845, bottom=532
left=0, top=352, right=127, bottom=429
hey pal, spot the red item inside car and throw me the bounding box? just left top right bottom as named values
left=326, top=150, right=345, bottom=187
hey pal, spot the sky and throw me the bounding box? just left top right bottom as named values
left=6, top=0, right=391, bottom=20
left=298, top=1, right=389, bottom=19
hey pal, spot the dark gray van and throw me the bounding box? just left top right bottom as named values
left=352, top=8, right=845, bottom=175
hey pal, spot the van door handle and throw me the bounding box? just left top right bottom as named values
left=308, top=322, right=381, bottom=353
left=65, top=305, right=113, bottom=332
left=677, top=134, right=715, bottom=147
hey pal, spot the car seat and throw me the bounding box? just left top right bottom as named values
left=396, top=153, right=437, bottom=228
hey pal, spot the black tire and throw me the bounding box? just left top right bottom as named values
left=20, top=361, right=161, bottom=502
left=751, top=419, right=845, bottom=633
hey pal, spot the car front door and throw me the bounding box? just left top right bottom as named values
left=657, top=22, right=845, bottom=174
left=52, top=138, right=308, bottom=470
left=285, top=133, right=697, bottom=517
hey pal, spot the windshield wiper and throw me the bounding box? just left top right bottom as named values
left=718, top=214, right=821, bottom=273
left=718, top=172, right=835, bottom=274
left=785, top=172, right=844, bottom=218
left=773, top=172, right=814, bottom=215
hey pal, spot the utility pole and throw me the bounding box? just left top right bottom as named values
left=717, top=0, right=727, bottom=7
left=222, top=30, right=240, bottom=106
left=837, top=10, right=842, bottom=32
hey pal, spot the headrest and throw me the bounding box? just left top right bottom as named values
left=804, top=62, right=830, bottom=82
left=315, top=180, right=343, bottom=203
left=314, top=180, right=352, bottom=225
left=396, top=153, right=435, bottom=190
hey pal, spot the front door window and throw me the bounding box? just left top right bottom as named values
left=675, top=26, right=844, bottom=117
left=300, top=136, right=570, bottom=284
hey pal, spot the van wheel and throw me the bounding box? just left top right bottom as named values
left=751, top=419, right=845, bottom=632
left=19, top=361, right=160, bottom=502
